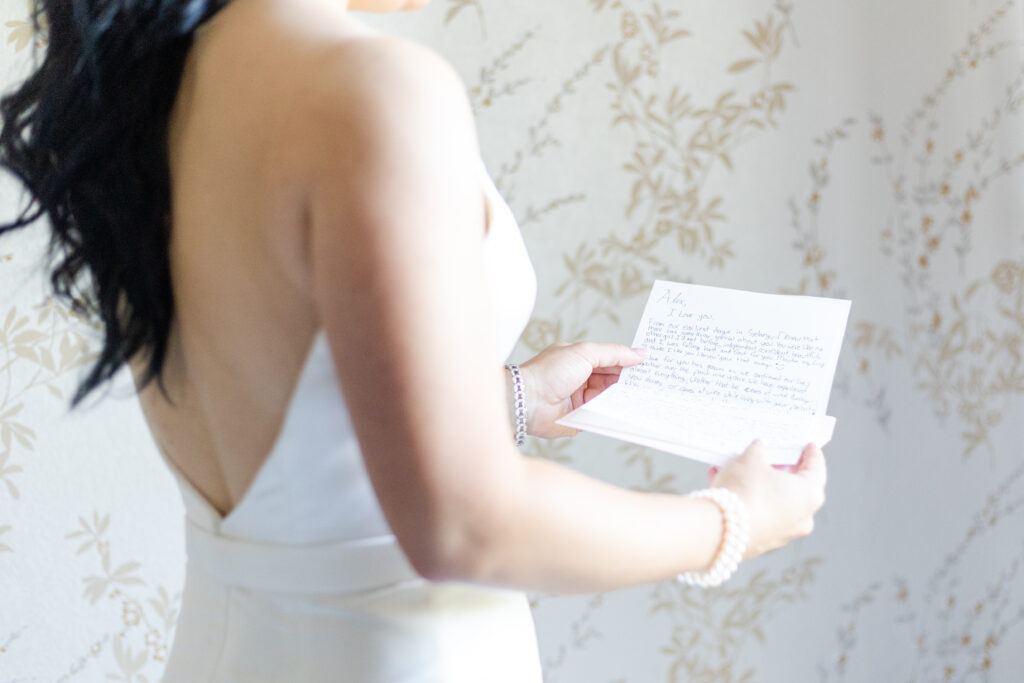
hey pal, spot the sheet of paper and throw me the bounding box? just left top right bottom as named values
left=556, top=280, right=851, bottom=465
left=560, top=385, right=835, bottom=465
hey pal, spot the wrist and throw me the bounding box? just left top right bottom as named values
left=504, top=363, right=528, bottom=447
left=676, top=488, right=750, bottom=588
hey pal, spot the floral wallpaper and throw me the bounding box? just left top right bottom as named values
left=2, top=0, right=1023, bottom=681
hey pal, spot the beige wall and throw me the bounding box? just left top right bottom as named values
left=3, top=1, right=1024, bottom=680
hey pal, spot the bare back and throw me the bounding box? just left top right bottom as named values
left=129, top=1, right=375, bottom=517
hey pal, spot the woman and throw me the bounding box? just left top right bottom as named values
left=0, top=0, right=827, bottom=680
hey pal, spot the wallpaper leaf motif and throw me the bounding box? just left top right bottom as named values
left=4, top=0, right=45, bottom=53
left=444, top=0, right=484, bottom=32
left=820, top=462, right=1024, bottom=683
left=66, top=512, right=146, bottom=604
left=780, top=116, right=904, bottom=431
left=525, top=2, right=798, bottom=350
left=868, top=1, right=1024, bottom=458
left=4, top=20, right=34, bottom=52
left=109, top=635, right=149, bottom=682
left=467, top=29, right=534, bottom=114
left=782, top=117, right=858, bottom=299
left=917, top=262, right=1024, bottom=456
left=652, top=558, right=821, bottom=682
left=494, top=44, right=610, bottom=202
left=535, top=594, right=606, bottom=682
left=0, top=298, right=99, bottom=554
left=771, top=1, right=1024, bottom=455
left=63, top=511, right=180, bottom=680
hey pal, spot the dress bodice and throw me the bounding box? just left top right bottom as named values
left=167, top=160, right=536, bottom=544
left=158, top=161, right=542, bottom=682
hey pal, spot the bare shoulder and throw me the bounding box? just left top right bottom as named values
left=289, top=34, right=480, bottom=185
left=314, top=33, right=467, bottom=102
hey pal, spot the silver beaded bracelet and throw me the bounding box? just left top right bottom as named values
left=676, top=488, right=750, bottom=588
left=505, top=363, right=528, bottom=447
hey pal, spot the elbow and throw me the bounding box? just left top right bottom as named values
left=385, top=454, right=526, bottom=585
left=400, top=511, right=507, bottom=584
left=408, top=548, right=478, bottom=584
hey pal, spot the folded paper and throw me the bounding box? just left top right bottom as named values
left=557, top=280, right=851, bottom=466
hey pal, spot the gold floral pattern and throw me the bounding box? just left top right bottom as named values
left=444, top=0, right=484, bottom=31
left=0, top=299, right=98, bottom=534
left=523, top=2, right=798, bottom=348
left=58, top=511, right=180, bottom=681
left=821, top=465, right=1024, bottom=682
left=3, top=11, right=45, bottom=52
left=654, top=559, right=820, bottom=682
left=915, top=262, right=1024, bottom=456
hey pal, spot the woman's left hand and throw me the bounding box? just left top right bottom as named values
left=515, top=342, right=645, bottom=439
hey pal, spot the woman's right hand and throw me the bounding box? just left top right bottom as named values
left=709, top=441, right=827, bottom=560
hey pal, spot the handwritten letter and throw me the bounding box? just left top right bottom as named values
left=557, top=281, right=851, bottom=465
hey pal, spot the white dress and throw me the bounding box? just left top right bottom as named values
left=158, top=162, right=541, bottom=682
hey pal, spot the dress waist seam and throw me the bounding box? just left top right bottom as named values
left=185, top=518, right=419, bottom=595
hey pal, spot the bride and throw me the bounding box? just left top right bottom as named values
left=0, top=0, right=826, bottom=680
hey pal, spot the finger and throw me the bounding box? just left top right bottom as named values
left=588, top=366, right=626, bottom=376
left=546, top=425, right=580, bottom=439
left=570, top=386, right=586, bottom=410
left=736, top=439, right=770, bottom=466
left=587, top=373, right=620, bottom=392
left=794, top=443, right=826, bottom=489
left=572, top=342, right=645, bottom=369
left=583, top=372, right=631, bottom=401
left=582, top=384, right=613, bottom=403
left=794, top=445, right=810, bottom=467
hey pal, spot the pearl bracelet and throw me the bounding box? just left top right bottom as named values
left=505, top=363, right=527, bottom=447
left=676, top=488, right=750, bottom=588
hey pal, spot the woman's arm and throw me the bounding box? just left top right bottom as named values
left=295, top=35, right=824, bottom=594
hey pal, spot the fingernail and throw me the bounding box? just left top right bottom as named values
left=631, top=347, right=647, bottom=359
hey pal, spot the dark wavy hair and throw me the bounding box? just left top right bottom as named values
left=0, top=0, right=231, bottom=407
